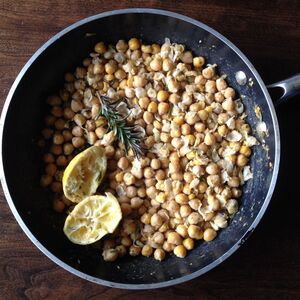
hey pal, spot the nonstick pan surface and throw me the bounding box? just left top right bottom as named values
left=0, top=9, right=280, bottom=289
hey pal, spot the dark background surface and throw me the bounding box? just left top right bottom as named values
left=0, top=1, right=299, bottom=299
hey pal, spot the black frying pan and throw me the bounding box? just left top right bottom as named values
left=1, top=9, right=299, bottom=289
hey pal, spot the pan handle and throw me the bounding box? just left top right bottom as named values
left=267, top=74, right=300, bottom=106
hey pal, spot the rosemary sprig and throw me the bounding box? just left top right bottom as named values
left=96, top=92, right=145, bottom=157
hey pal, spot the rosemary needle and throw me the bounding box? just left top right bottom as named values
left=96, top=92, right=145, bottom=157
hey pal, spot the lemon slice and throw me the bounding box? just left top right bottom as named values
left=62, top=146, right=107, bottom=203
left=63, top=193, right=122, bottom=245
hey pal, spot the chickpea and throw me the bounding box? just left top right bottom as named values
left=218, top=125, right=228, bottom=136
left=176, top=224, right=188, bottom=238
left=95, top=127, right=107, bottom=139
left=169, top=160, right=181, bottom=173
left=157, top=90, right=169, bottom=102
left=183, top=238, right=194, bottom=250
left=128, top=38, right=140, bottom=50
left=93, top=63, right=104, bottom=75
left=151, top=213, right=163, bottom=227
left=63, top=107, right=75, bottom=120
left=121, top=236, right=132, bottom=247
left=216, top=77, right=227, bottom=91
left=214, top=91, right=224, bottom=103
left=154, top=248, right=165, bottom=261
left=116, top=245, right=127, bottom=258
left=183, top=172, right=193, bottom=184
left=40, top=174, right=52, bottom=187
left=94, top=42, right=106, bottom=54
left=224, top=87, right=236, bottom=99
left=207, top=195, right=220, bottom=211
left=142, top=167, right=154, bottom=180
left=169, top=93, right=180, bottom=104
left=123, top=172, right=136, bottom=186
left=167, top=231, right=183, bottom=245
left=140, top=44, right=152, bottom=53
left=205, top=80, right=217, bottom=93
left=105, top=61, right=118, bottom=75
left=51, top=181, right=62, bottom=193
left=228, top=176, right=240, bottom=188
left=192, top=56, right=205, bottom=68
left=204, top=132, right=216, bottom=146
left=142, top=245, right=153, bottom=257
left=126, top=186, right=137, bottom=198
left=140, top=157, right=150, bottom=167
left=146, top=186, right=158, bottom=199
left=171, top=137, right=183, bottom=150
left=102, top=248, right=119, bottom=262
left=186, top=112, right=199, bottom=125
left=53, top=199, right=65, bottom=213
left=141, top=213, right=151, bottom=224
left=198, top=110, right=209, bottom=121
left=240, top=145, right=252, bottom=157
left=73, top=114, right=86, bottom=126
left=51, top=106, right=63, bottom=118
left=115, top=172, right=124, bottom=183
left=193, top=75, right=205, bottom=87
left=174, top=245, right=187, bottom=258
left=129, top=245, right=141, bottom=256
left=203, top=228, right=217, bottom=241
left=71, top=100, right=83, bottom=113
left=143, top=111, right=154, bottom=124
left=222, top=98, right=235, bottom=111
left=50, top=144, right=62, bottom=155
left=54, top=119, right=66, bottom=130
left=72, top=137, right=85, bottom=148
left=158, top=102, right=170, bottom=115
left=152, top=232, right=165, bottom=245
left=155, top=169, right=165, bottom=181
left=188, top=225, right=203, bottom=240
left=148, top=158, right=160, bottom=170
left=121, top=203, right=132, bottom=216
left=147, top=101, right=158, bottom=113
left=43, top=153, right=54, bottom=164
left=226, top=199, right=239, bottom=214
left=150, top=58, right=162, bottom=71
left=237, top=154, right=249, bottom=167
left=138, top=97, right=150, bottom=109
left=116, top=39, right=128, bottom=52
left=103, top=239, right=116, bottom=250
left=207, top=174, right=221, bottom=187
left=181, top=124, right=191, bottom=135
left=187, top=212, right=202, bottom=225
left=175, top=193, right=188, bottom=205
left=61, top=130, right=72, bottom=142
left=56, top=155, right=67, bottom=167
left=71, top=126, right=82, bottom=137
left=117, top=157, right=130, bottom=170
left=202, top=66, right=215, bottom=79
left=195, top=122, right=206, bottom=133
left=206, top=162, right=219, bottom=175
left=137, top=187, right=146, bottom=198
left=161, top=58, right=174, bottom=72
left=162, top=241, right=175, bottom=252
left=47, top=95, right=61, bottom=106
left=180, top=205, right=192, bottom=218
left=44, top=115, right=56, bottom=126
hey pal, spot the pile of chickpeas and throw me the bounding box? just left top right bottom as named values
left=39, top=38, right=256, bottom=262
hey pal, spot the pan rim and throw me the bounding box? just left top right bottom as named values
left=0, top=8, right=280, bottom=290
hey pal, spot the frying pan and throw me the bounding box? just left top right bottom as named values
left=0, top=8, right=299, bottom=289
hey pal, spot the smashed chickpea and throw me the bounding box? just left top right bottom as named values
left=39, top=38, right=257, bottom=261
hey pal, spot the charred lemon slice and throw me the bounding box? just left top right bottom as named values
left=63, top=193, right=122, bottom=245
left=62, top=146, right=107, bottom=203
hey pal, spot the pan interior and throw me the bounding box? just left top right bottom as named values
left=1, top=11, right=277, bottom=286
